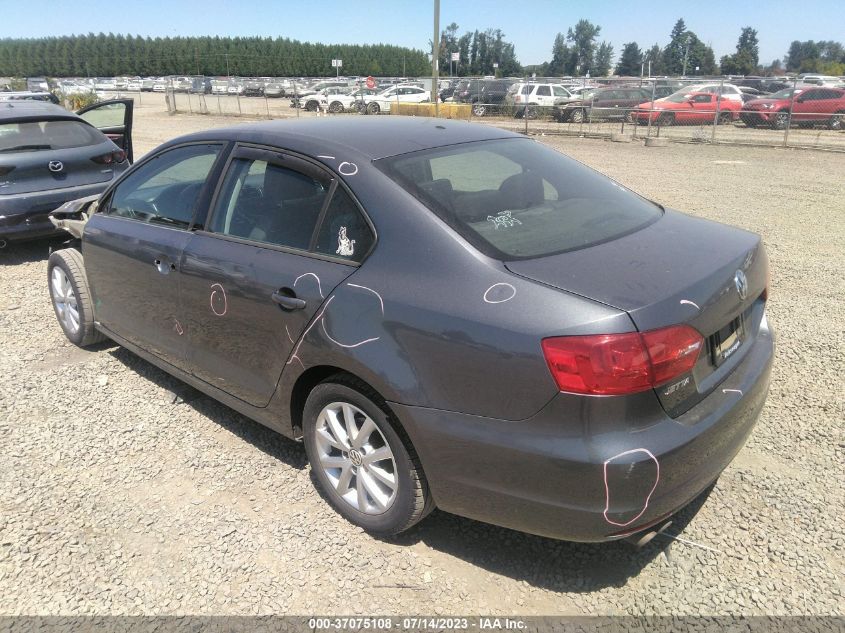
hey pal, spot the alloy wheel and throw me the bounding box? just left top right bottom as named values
left=314, top=402, right=398, bottom=514
left=51, top=267, right=80, bottom=334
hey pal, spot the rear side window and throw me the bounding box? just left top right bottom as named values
left=0, top=120, right=103, bottom=153
left=209, top=157, right=329, bottom=251
left=313, top=188, right=374, bottom=262
left=378, top=138, right=661, bottom=260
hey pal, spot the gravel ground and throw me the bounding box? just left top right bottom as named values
left=0, top=109, right=843, bottom=616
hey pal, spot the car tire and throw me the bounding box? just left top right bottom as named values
left=303, top=375, right=433, bottom=536
left=328, top=101, right=344, bottom=114
left=524, top=104, right=539, bottom=120
left=570, top=108, right=585, bottom=123
left=624, top=110, right=636, bottom=124
left=657, top=112, right=675, bottom=127
left=771, top=111, right=789, bottom=130
left=828, top=111, right=844, bottom=131
left=472, top=103, right=486, bottom=117
left=717, top=112, right=733, bottom=126
left=305, top=100, right=319, bottom=112
left=367, top=102, right=381, bottom=115
left=47, top=248, right=106, bottom=348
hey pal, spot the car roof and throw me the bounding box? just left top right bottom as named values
left=170, top=116, right=522, bottom=161
left=0, top=100, right=78, bottom=123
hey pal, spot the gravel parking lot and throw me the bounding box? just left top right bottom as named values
left=0, top=107, right=843, bottom=617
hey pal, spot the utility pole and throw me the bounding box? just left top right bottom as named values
left=432, top=0, right=440, bottom=117
left=682, top=35, right=691, bottom=77
left=225, top=53, right=230, bottom=79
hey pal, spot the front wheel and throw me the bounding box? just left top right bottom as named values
left=48, top=248, right=105, bottom=347
left=328, top=101, right=344, bottom=114
left=770, top=111, right=789, bottom=130
left=303, top=376, right=433, bottom=536
left=472, top=103, right=486, bottom=117
left=717, top=112, right=733, bottom=126
left=570, top=108, right=586, bottom=123
left=828, top=112, right=844, bottom=130
left=367, top=102, right=380, bottom=115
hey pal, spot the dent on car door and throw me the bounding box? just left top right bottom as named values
left=83, top=143, right=226, bottom=369
left=77, top=99, right=134, bottom=163
left=179, top=146, right=375, bottom=407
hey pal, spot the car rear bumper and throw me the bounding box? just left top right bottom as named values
left=391, top=315, right=773, bottom=542
left=0, top=181, right=109, bottom=242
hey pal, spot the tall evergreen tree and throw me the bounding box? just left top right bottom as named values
left=594, top=42, right=614, bottom=77
left=720, top=27, right=759, bottom=75
left=548, top=33, right=569, bottom=76
left=615, top=42, right=643, bottom=76
left=565, top=19, right=601, bottom=75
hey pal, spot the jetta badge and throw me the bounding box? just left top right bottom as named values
left=48, top=160, right=64, bottom=173
left=734, top=269, right=748, bottom=300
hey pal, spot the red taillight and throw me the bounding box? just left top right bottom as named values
left=541, top=325, right=703, bottom=396
left=91, top=150, right=126, bottom=165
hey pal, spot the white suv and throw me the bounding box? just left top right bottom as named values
left=664, top=83, right=744, bottom=102
left=364, top=85, right=430, bottom=114
left=507, top=83, right=573, bottom=118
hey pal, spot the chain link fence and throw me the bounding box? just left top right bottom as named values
left=69, top=73, right=845, bottom=150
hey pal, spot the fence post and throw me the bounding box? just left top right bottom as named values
left=712, top=78, right=724, bottom=144
left=783, top=77, right=797, bottom=148
left=646, top=80, right=656, bottom=138
left=294, top=82, right=299, bottom=118
left=524, top=76, right=529, bottom=136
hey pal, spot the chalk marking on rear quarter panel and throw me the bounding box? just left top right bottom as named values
left=603, top=448, right=660, bottom=528
left=483, top=283, right=516, bottom=304
left=679, top=299, right=700, bottom=310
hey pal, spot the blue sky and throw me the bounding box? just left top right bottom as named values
left=2, top=0, right=843, bottom=66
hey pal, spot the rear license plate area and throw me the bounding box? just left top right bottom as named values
left=711, top=316, right=745, bottom=367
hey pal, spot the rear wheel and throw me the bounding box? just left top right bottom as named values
left=47, top=248, right=105, bottom=347
left=305, top=100, right=319, bottom=112
left=303, top=376, right=433, bottom=536
left=624, top=110, right=636, bottom=123
left=524, top=104, right=539, bottom=120
left=472, top=102, right=486, bottom=117
left=657, top=112, right=675, bottom=127
left=770, top=110, right=789, bottom=130
left=717, top=111, right=733, bottom=125
left=367, top=102, right=381, bottom=115
left=328, top=101, right=344, bottom=113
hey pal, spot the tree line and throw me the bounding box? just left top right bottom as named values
left=0, top=34, right=430, bottom=78
left=436, top=24, right=521, bottom=77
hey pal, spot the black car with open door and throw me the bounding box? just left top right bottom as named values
left=0, top=98, right=133, bottom=247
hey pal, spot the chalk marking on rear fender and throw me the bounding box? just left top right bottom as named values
left=679, top=299, right=700, bottom=310
left=603, top=448, right=660, bottom=528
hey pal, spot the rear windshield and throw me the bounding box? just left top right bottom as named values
left=0, top=119, right=102, bottom=153
left=377, top=138, right=661, bottom=260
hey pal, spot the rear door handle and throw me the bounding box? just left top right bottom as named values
left=272, top=291, right=306, bottom=311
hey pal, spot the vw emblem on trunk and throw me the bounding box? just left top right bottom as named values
left=734, top=270, right=748, bottom=300
left=48, top=161, right=64, bottom=173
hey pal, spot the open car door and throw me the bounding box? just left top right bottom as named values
left=76, top=98, right=134, bottom=163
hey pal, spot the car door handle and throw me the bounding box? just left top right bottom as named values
left=271, top=291, right=306, bottom=311
left=154, top=257, right=176, bottom=274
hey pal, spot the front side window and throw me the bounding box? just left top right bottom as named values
left=109, top=144, right=221, bottom=228
left=536, top=86, right=551, bottom=97
left=208, top=157, right=328, bottom=251
left=553, top=86, right=570, bottom=98
left=378, top=138, right=661, bottom=260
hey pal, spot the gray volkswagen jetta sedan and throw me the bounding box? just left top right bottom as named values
left=47, top=117, right=773, bottom=543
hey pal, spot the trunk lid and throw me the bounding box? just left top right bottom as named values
left=506, top=210, right=769, bottom=416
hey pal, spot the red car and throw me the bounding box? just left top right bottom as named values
left=741, top=87, right=845, bottom=130
left=634, top=92, right=741, bottom=126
